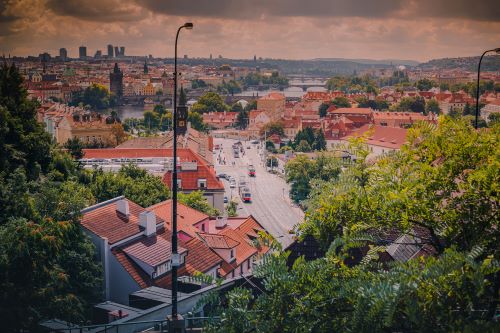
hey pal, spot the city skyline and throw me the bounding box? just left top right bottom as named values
left=0, top=0, right=499, bottom=61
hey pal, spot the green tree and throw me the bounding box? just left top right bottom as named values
left=425, top=99, right=441, bottom=115
left=89, top=165, right=170, bottom=207
left=416, top=78, right=436, bottom=91
left=260, top=121, right=285, bottom=138
left=191, top=92, right=229, bottom=113
left=0, top=63, right=53, bottom=179
left=226, top=200, right=238, bottom=217
left=314, top=129, right=327, bottom=151
left=71, top=84, right=110, bottom=110
left=319, top=102, right=329, bottom=118
left=187, top=111, right=207, bottom=132
left=143, top=110, right=160, bottom=130
left=295, top=139, right=312, bottom=152
left=331, top=96, right=351, bottom=108
left=205, top=118, right=500, bottom=333
left=63, top=137, right=84, bottom=160
left=191, top=79, right=207, bottom=89
left=153, top=104, right=167, bottom=117
left=236, top=109, right=249, bottom=129
left=178, top=191, right=219, bottom=216
left=439, top=82, right=450, bottom=91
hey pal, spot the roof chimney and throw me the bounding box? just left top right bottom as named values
left=216, top=216, right=227, bottom=229
left=139, top=211, right=156, bottom=237
left=116, top=199, right=130, bottom=217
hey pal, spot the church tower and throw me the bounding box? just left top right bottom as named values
left=110, top=63, right=123, bottom=98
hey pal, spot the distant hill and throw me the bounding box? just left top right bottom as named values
left=418, top=55, right=500, bottom=71
left=314, top=58, right=420, bottom=67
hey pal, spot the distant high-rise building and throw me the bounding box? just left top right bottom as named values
left=143, top=60, right=148, bottom=74
left=210, top=54, right=212, bottom=59
left=107, top=44, right=114, bottom=58
left=79, top=46, right=87, bottom=59
left=114, top=46, right=120, bottom=57
left=254, top=55, right=256, bottom=62
left=94, top=50, right=102, bottom=58
left=120, top=46, right=125, bottom=57
left=59, top=48, right=68, bottom=61
left=183, top=54, right=188, bottom=59
left=110, top=63, right=123, bottom=98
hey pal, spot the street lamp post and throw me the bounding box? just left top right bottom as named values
left=171, top=22, right=193, bottom=323
left=475, top=48, right=500, bottom=129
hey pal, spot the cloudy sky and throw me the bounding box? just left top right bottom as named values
left=1, top=0, right=499, bottom=62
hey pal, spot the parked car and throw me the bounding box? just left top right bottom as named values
left=224, top=196, right=228, bottom=203
left=217, top=173, right=228, bottom=179
left=251, top=140, right=259, bottom=144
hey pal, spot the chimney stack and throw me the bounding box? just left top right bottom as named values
left=139, top=211, right=156, bottom=236
left=116, top=199, right=130, bottom=217
left=215, top=216, right=227, bottom=229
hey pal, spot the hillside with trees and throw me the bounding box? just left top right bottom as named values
left=202, top=118, right=500, bottom=332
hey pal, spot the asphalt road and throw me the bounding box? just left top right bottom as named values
left=213, top=137, right=304, bottom=248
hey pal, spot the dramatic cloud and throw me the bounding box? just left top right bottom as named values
left=0, top=0, right=499, bottom=61
left=46, top=0, right=147, bottom=22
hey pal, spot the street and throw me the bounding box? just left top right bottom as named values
left=213, top=137, right=304, bottom=248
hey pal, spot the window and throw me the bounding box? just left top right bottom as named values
left=247, top=259, right=251, bottom=270
left=230, top=249, right=234, bottom=258
left=240, top=265, right=243, bottom=275
left=231, top=270, right=235, bottom=278
left=153, top=261, right=171, bottom=279
left=201, top=224, right=205, bottom=232
left=197, top=178, right=207, bottom=189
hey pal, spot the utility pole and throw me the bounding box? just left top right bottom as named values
left=169, top=22, right=193, bottom=333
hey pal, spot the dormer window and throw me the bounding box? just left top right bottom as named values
left=152, top=261, right=172, bottom=279
left=197, top=178, right=207, bottom=189
left=230, top=249, right=234, bottom=259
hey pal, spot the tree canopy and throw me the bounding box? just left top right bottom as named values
left=191, top=92, right=229, bottom=113
left=205, top=118, right=500, bottom=332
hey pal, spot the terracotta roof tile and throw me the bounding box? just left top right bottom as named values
left=81, top=198, right=163, bottom=244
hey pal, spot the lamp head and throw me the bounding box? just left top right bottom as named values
left=184, top=22, right=193, bottom=30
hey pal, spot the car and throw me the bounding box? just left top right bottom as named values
left=217, top=173, right=228, bottom=179
left=229, top=181, right=236, bottom=188
left=251, top=140, right=259, bottom=144
left=246, top=146, right=251, bottom=149
left=224, top=196, right=228, bottom=203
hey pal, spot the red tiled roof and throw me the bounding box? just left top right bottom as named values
left=81, top=198, right=163, bottom=244
left=218, top=228, right=257, bottom=276
left=331, top=107, right=372, bottom=115
left=112, top=228, right=222, bottom=289
left=83, top=148, right=204, bottom=162
left=341, top=124, right=408, bottom=150
left=148, top=200, right=209, bottom=237
left=198, top=233, right=240, bottom=249
left=122, top=235, right=187, bottom=267
left=162, top=165, right=224, bottom=191
left=260, top=92, right=285, bottom=100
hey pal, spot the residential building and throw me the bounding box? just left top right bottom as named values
left=257, top=92, right=286, bottom=121
left=56, top=113, right=116, bottom=145
left=80, top=197, right=222, bottom=304
left=339, top=124, right=408, bottom=156
left=481, top=99, right=500, bottom=122
left=79, top=46, right=87, bottom=59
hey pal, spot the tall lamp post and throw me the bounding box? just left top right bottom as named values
left=475, top=48, right=500, bottom=129
left=171, top=22, right=193, bottom=323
